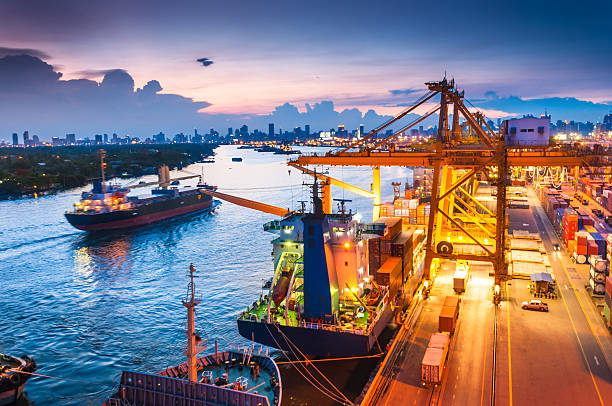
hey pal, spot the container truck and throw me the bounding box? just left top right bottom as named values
left=421, top=332, right=450, bottom=386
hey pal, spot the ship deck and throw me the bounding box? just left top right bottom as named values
left=242, top=298, right=372, bottom=333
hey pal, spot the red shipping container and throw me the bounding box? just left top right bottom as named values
left=577, top=245, right=588, bottom=255
left=588, top=241, right=599, bottom=256
left=577, top=235, right=588, bottom=246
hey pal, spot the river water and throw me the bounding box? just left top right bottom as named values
left=0, top=145, right=412, bottom=405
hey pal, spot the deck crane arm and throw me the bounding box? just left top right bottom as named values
left=198, top=189, right=290, bottom=217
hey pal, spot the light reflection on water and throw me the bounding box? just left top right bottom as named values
left=0, top=145, right=412, bottom=405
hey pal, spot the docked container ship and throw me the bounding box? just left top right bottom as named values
left=66, top=152, right=218, bottom=231
left=237, top=178, right=425, bottom=357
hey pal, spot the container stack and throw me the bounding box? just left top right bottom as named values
left=369, top=217, right=403, bottom=294
left=391, top=230, right=414, bottom=279
left=588, top=256, right=608, bottom=295
left=562, top=208, right=578, bottom=246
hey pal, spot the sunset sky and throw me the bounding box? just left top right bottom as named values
left=0, top=0, right=611, bottom=137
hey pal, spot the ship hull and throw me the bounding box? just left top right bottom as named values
left=65, top=193, right=215, bottom=231
left=237, top=304, right=394, bottom=357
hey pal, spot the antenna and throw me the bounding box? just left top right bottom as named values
left=333, top=198, right=352, bottom=217
left=183, top=263, right=202, bottom=382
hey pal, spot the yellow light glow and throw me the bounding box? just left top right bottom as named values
left=344, top=242, right=351, bottom=249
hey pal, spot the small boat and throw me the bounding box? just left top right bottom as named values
left=0, top=353, right=36, bottom=405
left=231, top=157, right=243, bottom=162
left=104, top=265, right=282, bottom=406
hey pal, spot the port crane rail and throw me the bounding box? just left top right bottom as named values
left=291, top=78, right=611, bottom=284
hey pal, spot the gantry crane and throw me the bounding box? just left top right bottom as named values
left=292, top=78, right=610, bottom=285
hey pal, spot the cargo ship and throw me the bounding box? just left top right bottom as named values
left=65, top=151, right=218, bottom=231
left=237, top=178, right=425, bottom=357
left=105, top=265, right=282, bottom=406
left=0, top=353, right=36, bottom=405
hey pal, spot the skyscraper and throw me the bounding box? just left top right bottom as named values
left=305, top=124, right=310, bottom=137
left=359, top=124, right=364, bottom=137
left=12, top=133, right=18, bottom=145
left=269, top=123, right=275, bottom=137
left=32, top=134, right=40, bottom=145
left=23, top=130, right=29, bottom=145
left=604, top=113, right=612, bottom=131
left=66, top=133, right=76, bottom=145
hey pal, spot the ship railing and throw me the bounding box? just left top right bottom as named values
left=297, top=319, right=367, bottom=335
left=364, top=290, right=390, bottom=335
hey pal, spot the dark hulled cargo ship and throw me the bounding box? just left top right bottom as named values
left=65, top=153, right=218, bottom=231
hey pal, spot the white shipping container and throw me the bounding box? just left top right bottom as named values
left=421, top=347, right=444, bottom=385
left=428, top=333, right=450, bottom=350
left=408, top=199, right=419, bottom=209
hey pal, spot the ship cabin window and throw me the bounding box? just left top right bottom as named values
left=282, top=225, right=294, bottom=233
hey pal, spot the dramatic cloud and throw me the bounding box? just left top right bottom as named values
left=0, top=55, right=211, bottom=138
left=73, top=68, right=128, bottom=80
left=473, top=91, right=612, bottom=123
left=0, top=46, right=50, bottom=59
left=389, top=88, right=419, bottom=96
left=196, top=57, right=213, bottom=67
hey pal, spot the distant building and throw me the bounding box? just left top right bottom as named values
left=66, top=133, right=76, bottom=145
left=505, top=116, right=550, bottom=146
left=359, top=124, right=365, bottom=137
left=103, top=133, right=109, bottom=144
left=305, top=124, right=310, bottom=137
left=604, top=113, right=612, bottom=131
left=227, top=127, right=233, bottom=137
left=154, top=132, right=165, bottom=143
left=32, top=134, right=40, bottom=146
left=239, top=125, right=248, bottom=137
left=23, top=130, right=29, bottom=145
left=112, top=133, right=119, bottom=144
left=95, top=134, right=103, bottom=144
left=269, top=123, right=274, bottom=137
left=51, top=136, right=66, bottom=146
left=12, top=133, right=18, bottom=145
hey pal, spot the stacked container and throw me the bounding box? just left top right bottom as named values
left=563, top=208, right=578, bottom=246
left=589, top=255, right=609, bottom=295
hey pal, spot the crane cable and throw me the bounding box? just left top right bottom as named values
left=273, top=323, right=354, bottom=405
left=263, top=324, right=352, bottom=405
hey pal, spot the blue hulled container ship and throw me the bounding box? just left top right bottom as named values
left=237, top=180, right=425, bottom=356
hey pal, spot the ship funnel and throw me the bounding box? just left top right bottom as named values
left=158, top=165, right=171, bottom=189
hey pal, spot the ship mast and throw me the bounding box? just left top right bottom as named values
left=183, top=263, right=202, bottom=383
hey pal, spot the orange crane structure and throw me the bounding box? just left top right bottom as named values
left=291, top=78, right=610, bottom=286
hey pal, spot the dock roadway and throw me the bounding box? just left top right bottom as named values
left=368, top=189, right=612, bottom=406
left=499, top=187, right=612, bottom=405
left=373, top=261, right=496, bottom=406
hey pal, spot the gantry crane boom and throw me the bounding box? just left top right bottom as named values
left=198, top=189, right=289, bottom=217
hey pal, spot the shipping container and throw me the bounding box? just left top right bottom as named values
left=421, top=347, right=445, bottom=386
left=453, top=269, right=468, bottom=293
left=439, top=305, right=457, bottom=333
left=375, top=217, right=402, bottom=240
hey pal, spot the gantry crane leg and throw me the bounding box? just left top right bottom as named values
left=373, top=166, right=381, bottom=221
